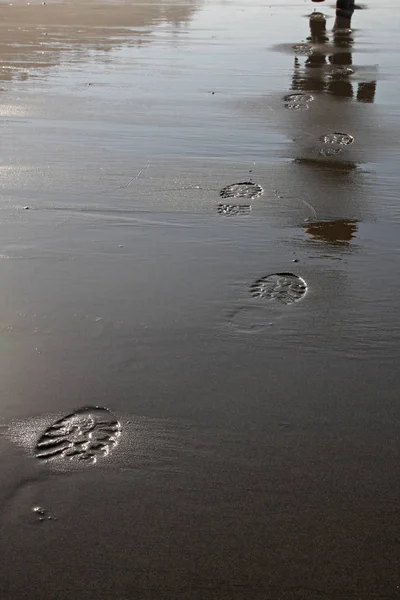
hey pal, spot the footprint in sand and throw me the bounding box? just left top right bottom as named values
left=320, top=132, right=354, bottom=146
left=217, top=203, right=252, bottom=217
left=219, top=182, right=263, bottom=200
left=318, top=131, right=354, bottom=156
left=326, top=65, right=355, bottom=79
left=250, top=273, right=307, bottom=305
left=225, top=305, right=273, bottom=334
left=284, top=93, right=314, bottom=111
left=292, top=43, right=314, bottom=56
left=225, top=273, right=307, bottom=333
left=35, top=407, right=121, bottom=464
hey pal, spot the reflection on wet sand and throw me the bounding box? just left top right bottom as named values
left=280, top=10, right=379, bottom=180
left=304, top=218, right=358, bottom=245
left=283, top=15, right=371, bottom=254
left=291, top=12, right=376, bottom=103
left=0, top=0, right=201, bottom=81
left=279, top=11, right=379, bottom=229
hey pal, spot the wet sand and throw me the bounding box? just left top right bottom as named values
left=0, top=0, right=400, bottom=598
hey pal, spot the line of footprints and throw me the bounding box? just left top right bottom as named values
left=34, top=209, right=307, bottom=470
left=33, top=185, right=307, bottom=468
left=33, top=35, right=357, bottom=469
left=288, top=29, right=355, bottom=157
left=217, top=181, right=308, bottom=298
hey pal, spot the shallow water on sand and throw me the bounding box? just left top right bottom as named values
left=0, top=1, right=400, bottom=598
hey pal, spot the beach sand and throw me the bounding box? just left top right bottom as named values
left=0, top=0, right=399, bottom=598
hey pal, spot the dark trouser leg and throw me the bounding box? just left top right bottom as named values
left=334, top=0, right=354, bottom=28
left=336, top=0, right=355, bottom=18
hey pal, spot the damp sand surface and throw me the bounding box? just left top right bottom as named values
left=0, top=0, right=400, bottom=598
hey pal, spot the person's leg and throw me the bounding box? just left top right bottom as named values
left=336, top=0, right=355, bottom=19
left=334, top=0, right=355, bottom=29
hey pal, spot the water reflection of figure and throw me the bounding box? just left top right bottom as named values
left=287, top=13, right=378, bottom=245
left=304, top=218, right=358, bottom=245
left=312, top=0, right=355, bottom=28
left=291, top=13, right=376, bottom=104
